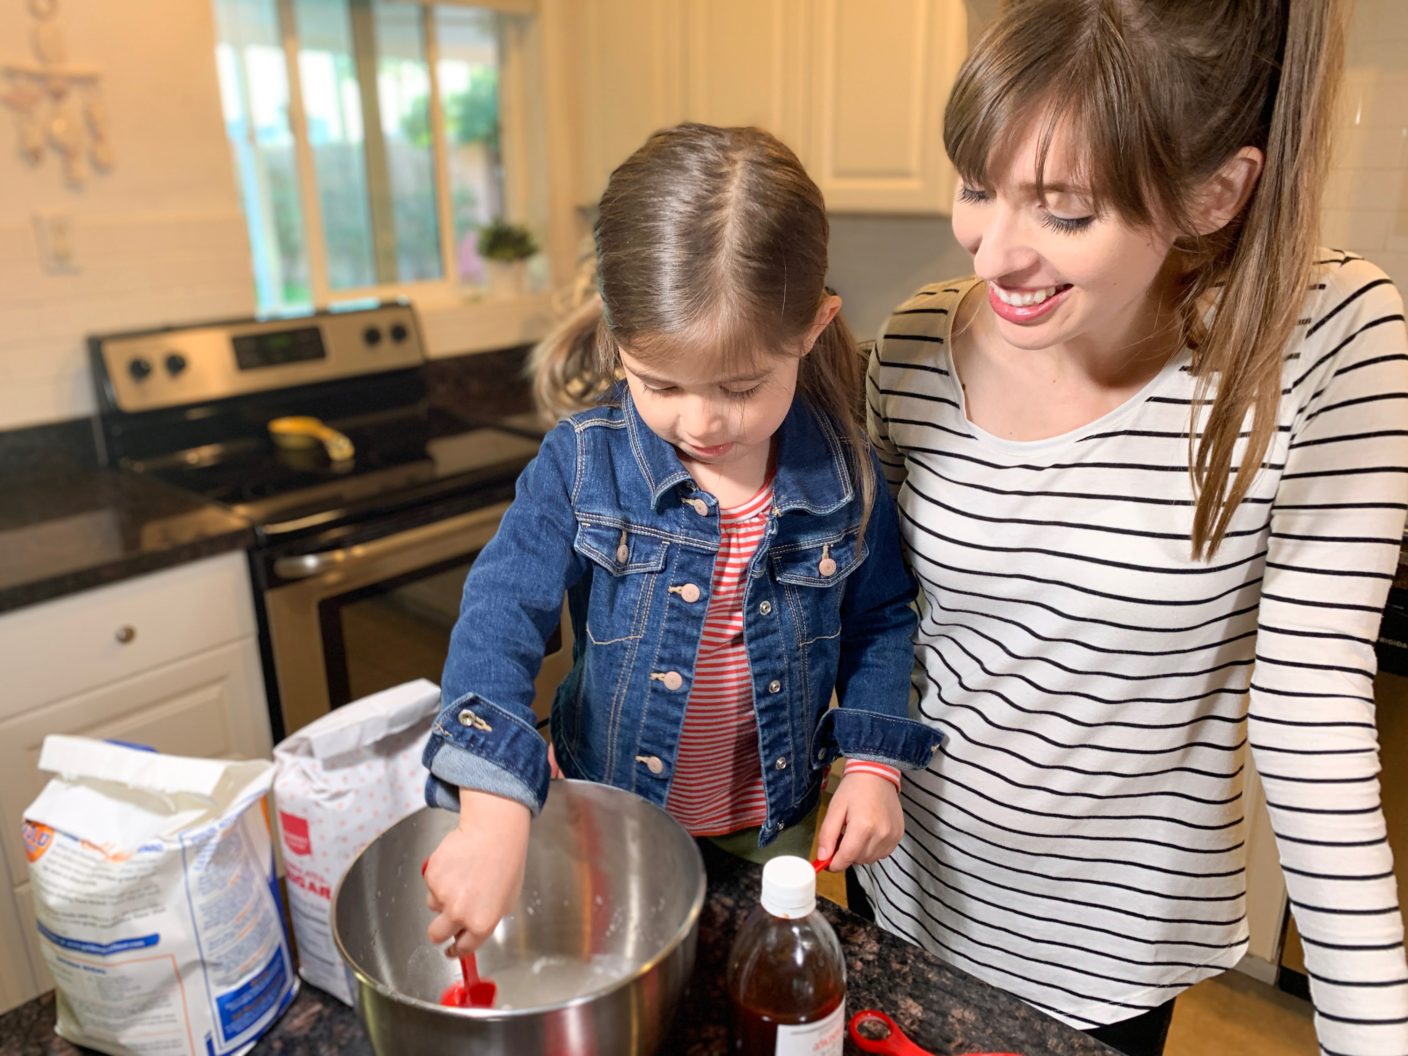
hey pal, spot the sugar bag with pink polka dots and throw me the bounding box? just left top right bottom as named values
left=273, top=679, right=440, bottom=1003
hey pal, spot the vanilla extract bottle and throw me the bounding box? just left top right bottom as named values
left=726, top=855, right=847, bottom=1055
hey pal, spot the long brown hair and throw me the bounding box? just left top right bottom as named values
left=945, top=0, right=1344, bottom=557
left=531, top=123, right=874, bottom=526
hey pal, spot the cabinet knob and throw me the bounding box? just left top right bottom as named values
left=114, top=625, right=136, bottom=644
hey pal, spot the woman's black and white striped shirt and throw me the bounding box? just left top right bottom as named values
left=858, top=252, right=1408, bottom=1056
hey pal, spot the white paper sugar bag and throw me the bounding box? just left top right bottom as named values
left=272, top=678, right=440, bottom=1003
left=22, top=736, right=296, bottom=1056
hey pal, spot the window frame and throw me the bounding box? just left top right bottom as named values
left=259, top=0, right=542, bottom=310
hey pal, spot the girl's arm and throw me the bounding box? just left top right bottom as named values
left=1250, top=258, right=1408, bottom=1055
left=423, top=420, right=589, bottom=817
left=817, top=448, right=942, bottom=770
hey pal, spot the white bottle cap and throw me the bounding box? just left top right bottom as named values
left=761, top=855, right=817, bottom=918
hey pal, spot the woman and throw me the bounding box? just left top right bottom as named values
left=858, top=3, right=1408, bottom=1055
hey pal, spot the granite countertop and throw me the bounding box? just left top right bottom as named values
left=0, top=465, right=252, bottom=615
left=0, top=843, right=1114, bottom=1056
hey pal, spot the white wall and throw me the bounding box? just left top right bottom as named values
left=1322, top=0, right=1408, bottom=285
left=0, top=0, right=252, bottom=431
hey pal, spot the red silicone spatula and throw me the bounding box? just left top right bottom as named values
left=441, top=953, right=498, bottom=1009
left=421, top=857, right=497, bottom=1008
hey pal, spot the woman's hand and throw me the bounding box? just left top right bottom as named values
left=815, top=771, right=903, bottom=871
left=424, top=788, right=532, bottom=956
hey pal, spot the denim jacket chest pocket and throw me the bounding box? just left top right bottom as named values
left=572, top=520, right=669, bottom=643
left=769, top=528, right=867, bottom=646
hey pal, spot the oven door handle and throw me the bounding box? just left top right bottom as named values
left=273, top=550, right=351, bottom=579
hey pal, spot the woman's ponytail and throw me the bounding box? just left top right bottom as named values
left=1185, top=0, right=1344, bottom=557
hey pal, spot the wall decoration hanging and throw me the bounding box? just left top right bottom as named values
left=1, top=0, right=113, bottom=186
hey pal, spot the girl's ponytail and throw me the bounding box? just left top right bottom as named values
left=800, top=308, right=877, bottom=539
left=528, top=292, right=618, bottom=425
left=1185, top=0, right=1344, bottom=557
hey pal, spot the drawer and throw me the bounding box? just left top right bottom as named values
left=0, top=552, right=257, bottom=720
left=0, top=638, right=270, bottom=889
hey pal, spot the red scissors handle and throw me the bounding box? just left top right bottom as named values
left=848, top=1009, right=1024, bottom=1056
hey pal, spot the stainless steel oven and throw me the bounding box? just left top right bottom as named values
left=261, top=500, right=572, bottom=736
left=89, top=303, right=567, bottom=742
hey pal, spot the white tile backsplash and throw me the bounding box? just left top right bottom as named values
left=0, top=1, right=251, bottom=432
left=1326, top=2, right=1408, bottom=288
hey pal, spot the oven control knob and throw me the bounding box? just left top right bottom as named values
left=390, top=322, right=409, bottom=343
left=165, top=353, right=188, bottom=376
left=363, top=325, right=383, bottom=347
left=128, top=357, right=153, bottom=381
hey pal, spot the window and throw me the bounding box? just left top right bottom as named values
left=213, top=0, right=533, bottom=314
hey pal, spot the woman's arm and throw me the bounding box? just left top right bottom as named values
left=866, top=334, right=909, bottom=499
left=1250, top=258, right=1408, bottom=1056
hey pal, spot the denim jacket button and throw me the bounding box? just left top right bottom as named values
left=767, top=679, right=782, bottom=694
left=686, top=498, right=709, bottom=515
left=679, top=583, right=701, bottom=603
left=638, top=755, right=665, bottom=775
left=817, top=556, right=838, bottom=577
left=759, top=600, right=772, bottom=615
left=661, top=671, right=684, bottom=691
left=774, top=756, right=788, bottom=770
left=616, top=543, right=629, bottom=563
left=457, top=708, right=491, bottom=732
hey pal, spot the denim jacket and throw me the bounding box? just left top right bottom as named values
left=424, top=386, right=941, bottom=844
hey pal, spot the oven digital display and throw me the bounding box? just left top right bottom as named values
left=234, top=326, right=327, bottom=370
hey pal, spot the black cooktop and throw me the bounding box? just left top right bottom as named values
left=141, top=406, right=543, bottom=539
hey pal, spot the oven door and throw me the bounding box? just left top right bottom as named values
left=261, top=501, right=571, bottom=739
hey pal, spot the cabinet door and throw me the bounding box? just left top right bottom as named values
left=574, top=0, right=686, bottom=204
left=0, top=878, right=36, bottom=1014
left=680, top=0, right=809, bottom=156
left=0, top=639, right=271, bottom=892
left=806, top=0, right=966, bottom=213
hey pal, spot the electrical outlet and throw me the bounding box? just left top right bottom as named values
left=32, top=211, right=78, bottom=273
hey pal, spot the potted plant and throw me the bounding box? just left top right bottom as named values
left=477, top=219, right=538, bottom=299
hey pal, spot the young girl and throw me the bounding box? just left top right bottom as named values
left=421, top=123, right=942, bottom=955
left=859, top=3, right=1408, bottom=1056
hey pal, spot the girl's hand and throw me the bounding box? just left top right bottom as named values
left=816, top=771, right=903, bottom=871
left=547, top=743, right=565, bottom=780
left=424, top=788, right=532, bottom=956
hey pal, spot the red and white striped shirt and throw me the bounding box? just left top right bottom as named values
left=666, top=482, right=899, bottom=837
left=666, top=481, right=773, bottom=835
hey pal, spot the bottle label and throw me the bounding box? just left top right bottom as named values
left=774, top=1000, right=845, bottom=1056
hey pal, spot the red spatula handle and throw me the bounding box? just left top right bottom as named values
left=848, top=1009, right=1025, bottom=1056
left=848, top=1010, right=933, bottom=1055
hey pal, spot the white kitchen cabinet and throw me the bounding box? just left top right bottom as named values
left=568, top=0, right=966, bottom=214
left=0, top=552, right=272, bottom=1013
left=804, top=0, right=967, bottom=212
left=573, top=0, right=687, bottom=207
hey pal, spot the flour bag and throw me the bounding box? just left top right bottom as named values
left=22, top=736, right=295, bottom=1056
left=272, top=678, right=440, bottom=1003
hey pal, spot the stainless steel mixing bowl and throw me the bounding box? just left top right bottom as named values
left=332, top=780, right=706, bottom=1055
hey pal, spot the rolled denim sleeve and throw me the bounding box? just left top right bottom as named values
left=821, top=448, right=941, bottom=770
left=423, top=422, right=588, bottom=815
